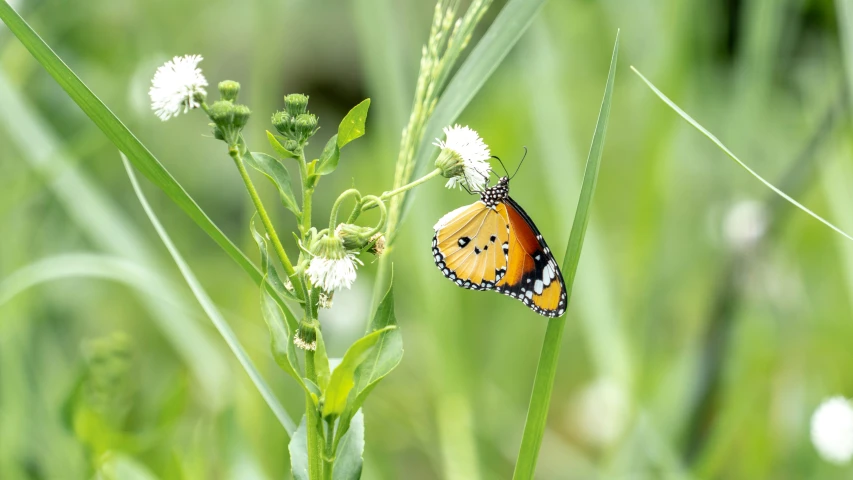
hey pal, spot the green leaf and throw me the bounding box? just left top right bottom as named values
left=316, top=135, right=341, bottom=176
left=513, top=31, right=619, bottom=480
left=337, top=99, right=371, bottom=148
left=260, top=285, right=306, bottom=390
left=250, top=217, right=299, bottom=301
left=631, top=66, right=853, bottom=243
left=121, top=154, right=297, bottom=437
left=0, top=4, right=290, bottom=315
left=332, top=410, right=365, bottom=480
left=315, top=330, right=332, bottom=391
left=267, top=130, right=299, bottom=159
left=245, top=152, right=300, bottom=217
left=289, top=416, right=309, bottom=480
left=322, top=326, right=394, bottom=418
left=350, top=282, right=403, bottom=414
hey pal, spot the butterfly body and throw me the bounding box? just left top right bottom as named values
left=432, top=177, right=567, bottom=317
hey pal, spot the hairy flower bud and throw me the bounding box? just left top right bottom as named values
left=232, top=104, right=251, bottom=130
left=295, top=113, right=318, bottom=140
left=209, top=100, right=235, bottom=128
left=284, top=93, right=309, bottom=116
left=294, top=318, right=318, bottom=351
left=218, top=80, right=240, bottom=102
left=272, top=110, right=293, bottom=136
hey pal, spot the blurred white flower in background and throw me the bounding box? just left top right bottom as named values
left=810, top=396, right=853, bottom=464
left=569, top=377, right=630, bottom=448
left=722, top=200, right=767, bottom=251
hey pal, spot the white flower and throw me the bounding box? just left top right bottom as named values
left=306, top=252, right=363, bottom=291
left=293, top=333, right=316, bottom=351
left=434, top=124, right=491, bottom=191
left=149, top=55, right=208, bottom=121
left=810, top=396, right=853, bottom=464
left=722, top=200, right=767, bottom=251
left=569, top=377, right=630, bottom=448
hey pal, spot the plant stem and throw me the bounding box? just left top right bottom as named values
left=229, top=147, right=298, bottom=284
left=329, top=189, right=362, bottom=231
left=380, top=167, right=442, bottom=200
left=305, top=350, right=323, bottom=480
left=298, top=151, right=313, bottom=239
left=323, top=417, right=335, bottom=480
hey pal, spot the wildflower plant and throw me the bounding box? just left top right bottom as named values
left=139, top=4, right=500, bottom=476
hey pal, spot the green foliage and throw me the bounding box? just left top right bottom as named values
left=246, top=152, right=301, bottom=218
left=322, top=326, right=395, bottom=418
left=267, top=130, right=300, bottom=159
left=337, top=99, right=371, bottom=148
left=332, top=411, right=365, bottom=480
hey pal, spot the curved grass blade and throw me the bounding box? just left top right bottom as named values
left=121, top=154, right=296, bottom=436
left=513, top=30, right=619, bottom=480
left=631, top=66, right=853, bottom=242
left=0, top=3, right=288, bottom=304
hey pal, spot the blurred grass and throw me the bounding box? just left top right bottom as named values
left=2, top=0, right=853, bottom=478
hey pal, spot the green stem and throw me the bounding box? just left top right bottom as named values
left=305, top=350, right=323, bottom=480
left=229, top=147, right=300, bottom=291
left=359, top=167, right=443, bottom=213
left=329, top=189, right=362, bottom=231
left=298, top=151, right=313, bottom=239
left=323, top=417, right=335, bottom=480
left=359, top=195, right=387, bottom=237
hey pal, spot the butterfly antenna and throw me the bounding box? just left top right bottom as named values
left=510, top=146, right=528, bottom=180
left=491, top=155, right=510, bottom=177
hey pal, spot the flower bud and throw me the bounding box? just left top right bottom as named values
left=233, top=104, right=251, bottom=130
left=336, top=223, right=374, bottom=251
left=284, top=139, right=299, bottom=152
left=294, top=318, right=318, bottom=351
left=435, top=147, right=465, bottom=179
left=218, top=80, right=240, bottom=102
left=209, top=100, right=235, bottom=128
left=284, top=93, right=309, bottom=116
left=295, top=113, right=318, bottom=139
left=272, top=110, right=293, bottom=136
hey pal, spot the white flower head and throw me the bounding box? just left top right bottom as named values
left=434, top=124, right=491, bottom=191
left=293, top=333, right=317, bottom=351
left=149, top=55, right=208, bottom=121
left=306, top=236, right=363, bottom=291
left=810, top=396, right=853, bottom=464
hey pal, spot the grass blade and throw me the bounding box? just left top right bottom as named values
left=0, top=2, right=280, bottom=299
left=121, top=154, right=296, bottom=436
left=631, top=65, right=853, bottom=242
left=513, top=31, right=619, bottom=480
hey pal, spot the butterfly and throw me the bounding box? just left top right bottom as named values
left=432, top=175, right=567, bottom=317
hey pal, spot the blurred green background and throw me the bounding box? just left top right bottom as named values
left=2, top=0, right=853, bottom=478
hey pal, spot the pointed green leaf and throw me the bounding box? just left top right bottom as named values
left=351, top=282, right=403, bottom=414
left=267, top=130, right=299, bottom=159
left=315, top=330, right=332, bottom=391
left=260, top=286, right=305, bottom=390
left=513, top=31, right=619, bottom=480
left=322, top=326, right=395, bottom=418
left=250, top=217, right=300, bottom=302
left=246, top=152, right=300, bottom=217
left=337, top=99, right=370, bottom=148
left=289, top=416, right=309, bottom=480
left=332, top=410, right=365, bottom=480
left=316, top=135, right=341, bottom=175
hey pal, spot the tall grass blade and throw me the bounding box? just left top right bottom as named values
left=631, top=66, right=853, bottom=242
left=513, top=31, right=619, bottom=480
left=0, top=2, right=281, bottom=300
left=121, top=154, right=296, bottom=436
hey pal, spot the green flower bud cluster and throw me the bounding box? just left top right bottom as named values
left=272, top=93, right=319, bottom=147
left=210, top=80, right=251, bottom=145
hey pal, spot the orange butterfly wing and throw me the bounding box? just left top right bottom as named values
left=494, top=198, right=567, bottom=317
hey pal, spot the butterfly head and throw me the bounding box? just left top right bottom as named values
left=480, top=176, right=509, bottom=207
